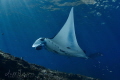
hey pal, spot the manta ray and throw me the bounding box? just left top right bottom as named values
left=32, top=7, right=88, bottom=59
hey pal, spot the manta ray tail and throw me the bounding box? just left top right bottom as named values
left=88, top=53, right=103, bottom=59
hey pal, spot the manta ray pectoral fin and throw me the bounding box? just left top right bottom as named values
left=52, top=7, right=81, bottom=50
left=51, top=7, right=87, bottom=58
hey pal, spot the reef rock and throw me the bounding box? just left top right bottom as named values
left=0, top=51, right=100, bottom=80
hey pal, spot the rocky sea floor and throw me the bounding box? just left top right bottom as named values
left=0, top=51, right=100, bottom=80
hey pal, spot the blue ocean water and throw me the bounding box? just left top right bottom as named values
left=0, top=0, right=120, bottom=80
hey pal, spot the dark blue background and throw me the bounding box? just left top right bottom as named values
left=0, top=0, right=120, bottom=80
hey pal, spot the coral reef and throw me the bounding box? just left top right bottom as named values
left=0, top=51, right=100, bottom=80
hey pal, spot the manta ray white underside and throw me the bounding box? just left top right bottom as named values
left=32, top=7, right=88, bottom=59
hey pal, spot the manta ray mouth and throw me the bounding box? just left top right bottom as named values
left=35, top=45, right=42, bottom=50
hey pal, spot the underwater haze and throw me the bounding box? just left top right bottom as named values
left=0, top=0, right=120, bottom=80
